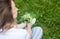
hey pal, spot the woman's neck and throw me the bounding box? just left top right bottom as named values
left=12, top=18, right=17, bottom=28
left=13, top=18, right=17, bottom=24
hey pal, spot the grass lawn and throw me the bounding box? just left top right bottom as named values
left=15, top=0, right=60, bottom=39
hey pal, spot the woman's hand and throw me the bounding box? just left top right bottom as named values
left=16, top=22, right=26, bottom=28
left=26, top=23, right=32, bottom=28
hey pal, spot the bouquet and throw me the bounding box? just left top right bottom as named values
left=17, top=13, right=36, bottom=25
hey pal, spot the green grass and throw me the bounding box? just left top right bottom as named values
left=15, top=0, right=60, bottom=39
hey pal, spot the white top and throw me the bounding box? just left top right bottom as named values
left=0, top=28, right=30, bottom=39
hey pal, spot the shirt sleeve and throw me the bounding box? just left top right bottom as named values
left=24, top=30, right=30, bottom=39
left=2, top=28, right=30, bottom=39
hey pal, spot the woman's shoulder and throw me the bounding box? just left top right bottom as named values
left=7, top=28, right=28, bottom=34
left=0, top=28, right=30, bottom=39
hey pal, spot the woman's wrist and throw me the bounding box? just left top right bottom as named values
left=26, top=23, right=32, bottom=27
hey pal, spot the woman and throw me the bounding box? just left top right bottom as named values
left=0, top=0, right=43, bottom=39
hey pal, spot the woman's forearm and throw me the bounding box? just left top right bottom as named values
left=26, top=23, right=32, bottom=36
left=27, top=27, right=32, bottom=36
left=16, top=22, right=26, bottom=28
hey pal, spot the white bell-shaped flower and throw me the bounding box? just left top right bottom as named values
left=31, top=18, right=36, bottom=25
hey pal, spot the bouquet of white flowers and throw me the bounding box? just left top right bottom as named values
left=17, top=13, right=36, bottom=25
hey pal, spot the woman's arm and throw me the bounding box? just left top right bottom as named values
left=16, top=22, right=26, bottom=28
left=13, top=19, right=26, bottom=28
left=26, top=23, right=32, bottom=36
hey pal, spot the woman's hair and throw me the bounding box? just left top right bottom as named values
left=0, top=0, right=14, bottom=31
